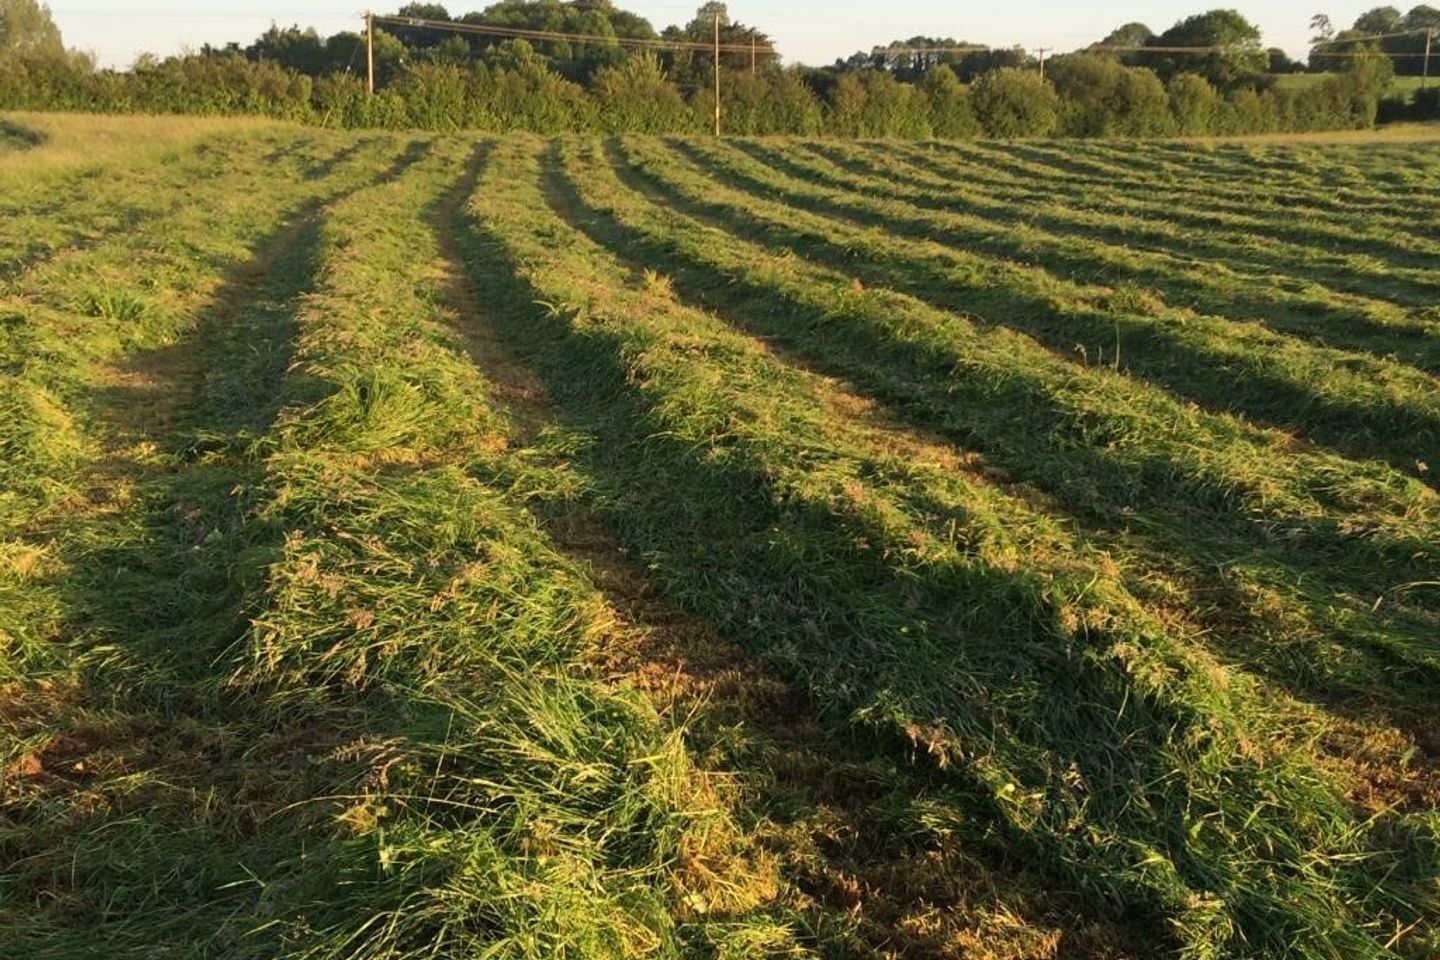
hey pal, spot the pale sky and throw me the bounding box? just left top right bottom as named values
left=49, top=1, right=1389, bottom=71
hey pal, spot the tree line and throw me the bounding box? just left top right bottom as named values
left=0, top=0, right=1429, bottom=137
left=1310, top=5, right=1440, bottom=75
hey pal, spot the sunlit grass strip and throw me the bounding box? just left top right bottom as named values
left=0, top=131, right=387, bottom=681
left=790, top=138, right=1440, bottom=333
left=594, top=137, right=1438, bottom=615
left=224, top=139, right=786, bottom=958
left=646, top=135, right=1440, bottom=479
left=460, top=135, right=1437, bottom=960
left=795, top=138, right=1440, bottom=363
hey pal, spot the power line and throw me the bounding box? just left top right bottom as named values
left=1312, top=27, right=1437, bottom=47
left=1311, top=50, right=1435, bottom=59
left=369, top=14, right=776, bottom=56
left=871, top=44, right=998, bottom=55
left=873, top=26, right=1440, bottom=60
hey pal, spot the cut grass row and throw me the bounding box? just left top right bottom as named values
left=1026, top=134, right=1440, bottom=206
left=434, top=152, right=1126, bottom=957
left=986, top=139, right=1440, bottom=232
left=597, top=139, right=1440, bottom=792
left=576, top=136, right=1440, bottom=692
left=5, top=122, right=1437, bottom=958
left=2, top=129, right=420, bottom=949
left=790, top=139, right=1440, bottom=339
left=760, top=138, right=1440, bottom=371
left=1, top=121, right=987, bottom=958
left=2, top=135, right=802, bottom=958
left=8, top=122, right=1060, bottom=959
left=797, top=137, right=1440, bottom=315
left=456, top=134, right=1438, bottom=960
left=857, top=140, right=1440, bottom=357
left=645, top=135, right=1440, bottom=478
left=0, top=132, right=398, bottom=682
left=960, top=138, right=1440, bottom=248
left=0, top=132, right=363, bottom=287
left=1119, top=138, right=1440, bottom=202
left=576, top=126, right=1440, bottom=825
left=0, top=131, right=392, bottom=554
left=0, top=112, right=282, bottom=184
left=217, top=138, right=795, bottom=958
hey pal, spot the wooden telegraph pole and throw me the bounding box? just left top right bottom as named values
left=1036, top=47, right=1051, bottom=81
left=713, top=11, right=722, bottom=136
left=366, top=11, right=375, bottom=95
left=1424, top=29, right=1433, bottom=91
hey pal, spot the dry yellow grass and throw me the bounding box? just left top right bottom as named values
left=1180, top=121, right=1440, bottom=145
left=0, top=111, right=288, bottom=176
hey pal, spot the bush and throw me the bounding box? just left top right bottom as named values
left=920, top=64, right=980, bottom=138
left=394, top=63, right=469, bottom=131
left=592, top=53, right=693, bottom=134
left=1221, top=87, right=1278, bottom=134
left=757, top=69, right=825, bottom=135
left=0, top=28, right=1399, bottom=138
left=970, top=67, right=1060, bottom=138
left=487, top=60, right=595, bottom=134
left=1047, top=53, right=1174, bottom=137
left=692, top=69, right=823, bottom=136
left=1168, top=72, right=1221, bottom=135
left=856, top=70, right=932, bottom=138
left=823, top=72, right=868, bottom=137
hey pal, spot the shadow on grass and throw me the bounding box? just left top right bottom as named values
left=0, top=141, right=430, bottom=956
left=0, top=119, right=44, bottom=150
left=801, top=139, right=1440, bottom=309
left=755, top=139, right=1440, bottom=375
left=662, top=138, right=1440, bottom=481
left=561, top=137, right=1440, bottom=750
left=429, top=141, right=1143, bottom=960
left=444, top=140, right=1436, bottom=960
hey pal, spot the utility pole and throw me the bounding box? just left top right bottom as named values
left=1424, top=29, right=1433, bottom=91
left=751, top=36, right=757, bottom=76
left=1035, top=47, right=1051, bottom=81
left=713, top=11, right=721, bottom=137
left=365, top=10, right=375, bottom=96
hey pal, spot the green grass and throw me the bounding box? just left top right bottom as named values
left=630, top=136, right=1440, bottom=472
left=1274, top=73, right=1434, bottom=102
left=2, top=116, right=1437, bottom=960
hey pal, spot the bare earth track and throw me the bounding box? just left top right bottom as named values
left=1, top=114, right=1437, bottom=960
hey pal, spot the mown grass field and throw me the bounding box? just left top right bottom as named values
left=1, top=112, right=1437, bottom=960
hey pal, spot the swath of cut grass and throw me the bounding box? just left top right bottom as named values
left=0, top=131, right=430, bottom=949
left=0, top=111, right=284, bottom=180
left=569, top=137, right=1440, bottom=715
left=451, top=135, right=1439, bottom=960
left=636, top=135, right=1440, bottom=481
left=724, top=137, right=1440, bottom=375
left=5, top=120, right=1438, bottom=960
left=217, top=140, right=794, bottom=958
